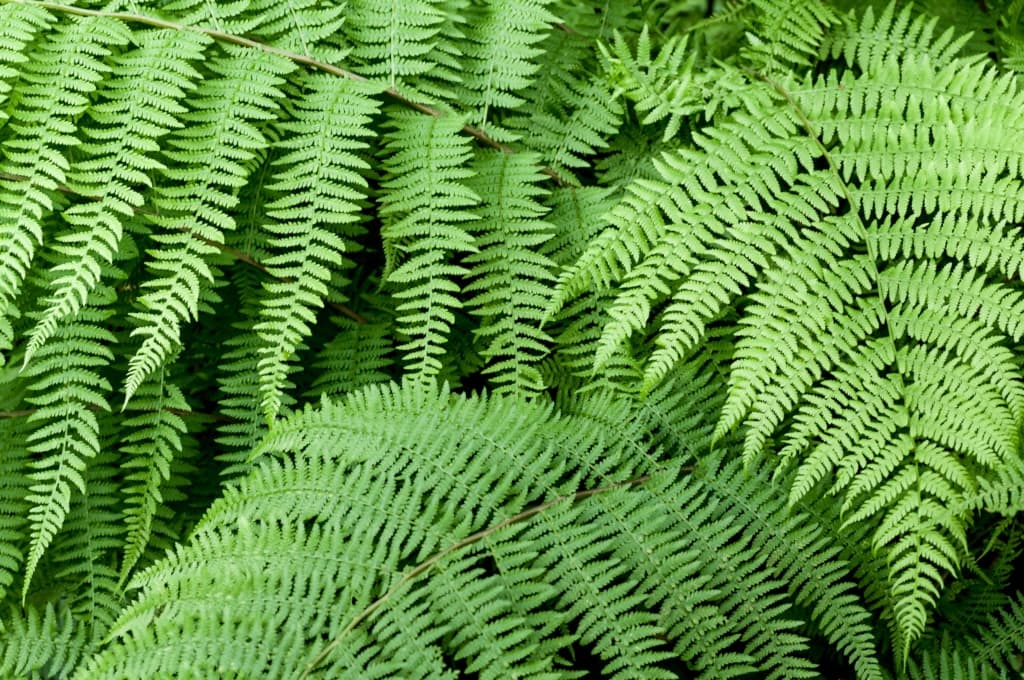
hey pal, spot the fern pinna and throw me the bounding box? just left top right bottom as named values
left=1, top=0, right=1024, bottom=678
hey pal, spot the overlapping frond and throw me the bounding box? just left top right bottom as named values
left=506, top=13, right=624, bottom=183
left=0, top=601, right=87, bottom=679
left=551, top=1, right=1024, bottom=657
left=0, top=10, right=115, bottom=360
left=126, top=47, right=293, bottom=405
left=24, top=27, right=203, bottom=367
left=0, top=1, right=1020, bottom=677
left=342, top=0, right=446, bottom=89
left=0, top=378, right=30, bottom=599
left=118, top=371, right=189, bottom=584
left=123, top=0, right=346, bottom=59
left=78, top=382, right=876, bottom=678
left=20, top=288, right=116, bottom=598
left=456, top=0, right=559, bottom=138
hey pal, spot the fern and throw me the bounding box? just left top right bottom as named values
left=127, top=46, right=293, bottom=404
left=0, top=0, right=1023, bottom=677
left=464, top=150, right=555, bottom=394
left=19, top=287, right=116, bottom=599
left=0, top=9, right=115, bottom=361
left=342, top=0, right=447, bottom=90
left=307, top=314, right=395, bottom=397
left=378, top=111, right=478, bottom=379
left=253, top=76, right=380, bottom=420
left=77, top=382, right=877, bottom=678
left=24, top=25, right=196, bottom=367
left=552, top=2, right=1024, bottom=659
left=117, top=370, right=189, bottom=584
left=455, top=0, right=560, bottom=138
left=0, top=601, right=86, bottom=679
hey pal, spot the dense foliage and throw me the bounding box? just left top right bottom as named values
left=1, top=0, right=1024, bottom=677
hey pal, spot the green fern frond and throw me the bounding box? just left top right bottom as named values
left=224, top=0, right=345, bottom=57
left=823, top=2, right=970, bottom=72
left=20, top=288, right=115, bottom=599
left=542, top=186, right=616, bottom=267
left=78, top=382, right=873, bottom=677
left=996, top=0, right=1024, bottom=72
left=552, top=1, right=1024, bottom=655
left=600, top=27, right=701, bottom=141
left=0, top=2, right=50, bottom=98
left=0, top=11, right=122, bottom=360
left=514, top=76, right=622, bottom=184
left=53, top=442, right=123, bottom=642
left=307, top=315, right=395, bottom=397
left=546, top=175, right=673, bottom=322
left=505, top=20, right=624, bottom=183
left=24, top=26, right=203, bottom=368
left=909, top=591, right=1024, bottom=679
left=254, top=76, right=380, bottom=420
left=464, top=150, right=555, bottom=394
left=0, top=380, right=30, bottom=599
left=0, top=602, right=87, bottom=679
left=214, top=326, right=276, bottom=479
left=456, top=0, right=559, bottom=138
left=118, top=371, right=188, bottom=584
left=343, top=0, right=446, bottom=89
left=694, top=454, right=883, bottom=680
left=742, top=0, right=838, bottom=73
left=908, top=0, right=996, bottom=59
left=126, top=47, right=294, bottom=405
left=124, top=0, right=346, bottom=59
left=0, top=2, right=1021, bottom=677
left=379, top=111, right=479, bottom=378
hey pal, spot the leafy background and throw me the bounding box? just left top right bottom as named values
left=1, top=0, right=1024, bottom=677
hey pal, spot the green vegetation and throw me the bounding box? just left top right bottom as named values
left=1, top=0, right=1024, bottom=677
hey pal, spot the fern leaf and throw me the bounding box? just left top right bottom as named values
left=118, top=372, right=188, bottom=584
left=0, top=602, right=87, bottom=679
left=506, top=23, right=624, bottom=182
left=307, top=316, right=395, bottom=397
left=379, top=111, right=479, bottom=378
left=542, top=186, right=617, bottom=267
left=0, top=2, right=51, bottom=98
left=464, top=150, right=555, bottom=395
left=600, top=27, right=701, bottom=141
left=823, top=3, right=970, bottom=72
left=457, top=0, right=559, bottom=138
left=742, top=0, right=838, bottom=73
left=215, top=326, right=278, bottom=479
left=0, top=12, right=121, bottom=359
left=52, top=443, right=124, bottom=643
left=552, top=3, right=1024, bottom=654
left=127, top=0, right=346, bottom=58
left=225, top=0, right=345, bottom=56
left=84, top=382, right=851, bottom=677
left=343, top=0, right=447, bottom=89
left=25, top=27, right=205, bottom=368
left=0, top=374, right=31, bottom=599
left=546, top=176, right=671, bottom=321
left=254, top=76, right=380, bottom=421
left=20, top=291, right=115, bottom=599
left=126, top=48, right=294, bottom=405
